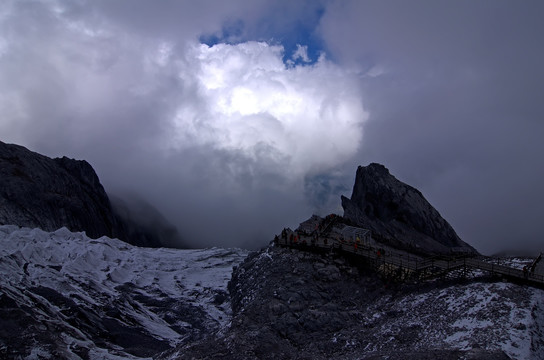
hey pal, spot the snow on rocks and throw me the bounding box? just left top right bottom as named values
left=2, top=225, right=543, bottom=359
left=384, top=281, right=541, bottom=359
left=173, top=245, right=544, bottom=359
left=0, top=225, right=247, bottom=359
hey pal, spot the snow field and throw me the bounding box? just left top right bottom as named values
left=0, top=225, right=248, bottom=359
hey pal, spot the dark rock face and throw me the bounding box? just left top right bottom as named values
left=161, top=247, right=385, bottom=359
left=0, top=141, right=120, bottom=239
left=342, top=163, right=477, bottom=255
left=0, top=141, right=178, bottom=247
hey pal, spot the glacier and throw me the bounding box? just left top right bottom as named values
left=0, top=225, right=248, bottom=359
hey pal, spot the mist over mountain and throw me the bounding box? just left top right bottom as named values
left=2, top=1, right=544, bottom=357
left=0, top=141, right=181, bottom=248
left=109, top=194, right=190, bottom=249
left=0, top=141, right=543, bottom=359
left=2, top=0, right=544, bottom=258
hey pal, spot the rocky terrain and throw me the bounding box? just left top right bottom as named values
left=1, top=143, right=542, bottom=359
left=0, top=141, right=182, bottom=247
left=342, top=163, right=477, bottom=255
left=0, top=141, right=119, bottom=239
left=1, top=224, right=542, bottom=359
left=166, top=245, right=543, bottom=360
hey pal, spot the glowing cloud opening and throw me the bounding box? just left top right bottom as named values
left=171, top=41, right=368, bottom=179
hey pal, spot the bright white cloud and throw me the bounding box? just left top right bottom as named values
left=0, top=2, right=369, bottom=248
left=0, top=1, right=368, bottom=185
left=170, top=41, right=368, bottom=178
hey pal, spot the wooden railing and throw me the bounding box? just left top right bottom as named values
left=275, top=233, right=544, bottom=287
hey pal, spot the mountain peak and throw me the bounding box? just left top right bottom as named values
left=343, top=163, right=477, bottom=255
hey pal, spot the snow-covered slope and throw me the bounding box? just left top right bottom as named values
left=172, top=246, right=544, bottom=360
left=2, top=225, right=543, bottom=359
left=0, top=225, right=247, bottom=359
left=365, top=280, right=544, bottom=359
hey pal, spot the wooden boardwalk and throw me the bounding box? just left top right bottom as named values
left=275, top=226, right=544, bottom=287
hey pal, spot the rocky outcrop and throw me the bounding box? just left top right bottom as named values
left=0, top=141, right=180, bottom=247
left=0, top=141, right=121, bottom=239
left=342, top=163, right=477, bottom=255
left=160, top=245, right=530, bottom=359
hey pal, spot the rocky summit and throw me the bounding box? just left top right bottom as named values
left=0, top=141, right=120, bottom=240
left=0, top=141, right=182, bottom=247
left=342, top=163, right=477, bottom=255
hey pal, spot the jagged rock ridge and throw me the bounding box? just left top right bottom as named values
left=0, top=141, right=119, bottom=239
left=0, top=141, right=182, bottom=247
left=342, top=163, right=477, bottom=255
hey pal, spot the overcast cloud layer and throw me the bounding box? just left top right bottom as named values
left=1, top=0, right=543, bottom=254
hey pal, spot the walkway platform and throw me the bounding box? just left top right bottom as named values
left=275, top=225, right=544, bottom=287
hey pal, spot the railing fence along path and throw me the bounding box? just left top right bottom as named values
left=275, top=226, right=544, bottom=287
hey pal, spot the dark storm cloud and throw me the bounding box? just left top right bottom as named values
left=319, top=0, right=544, bottom=254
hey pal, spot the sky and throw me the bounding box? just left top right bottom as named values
left=1, top=0, right=543, bottom=254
